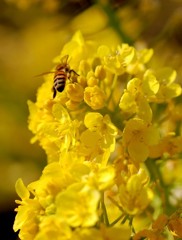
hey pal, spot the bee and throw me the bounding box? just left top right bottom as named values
left=36, top=55, right=79, bottom=98
left=52, top=55, right=79, bottom=98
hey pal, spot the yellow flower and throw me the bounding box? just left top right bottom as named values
left=34, top=216, right=72, bottom=240
left=119, top=168, right=153, bottom=215
left=15, top=30, right=182, bottom=240
left=65, top=82, right=84, bottom=102
left=87, top=164, right=115, bottom=191
left=14, top=152, right=118, bottom=239
left=123, top=118, right=160, bottom=163
left=84, top=85, right=106, bottom=110
left=142, top=69, right=160, bottom=97
left=56, top=182, right=100, bottom=227
left=84, top=112, right=118, bottom=151
left=126, top=48, right=154, bottom=74
left=149, top=135, right=182, bottom=160
left=13, top=179, right=42, bottom=240
left=78, top=112, right=117, bottom=163
left=119, top=71, right=160, bottom=122
left=119, top=78, right=153, bottom=122
left=155, top=67, right=182, bottom=100
left=28, top=100, right=80, bottom=163
left=97, top=44, right=136, bottom=75
left=57, top=31, right=98, bottom=69
left=79, top=129, right=103, bottom=161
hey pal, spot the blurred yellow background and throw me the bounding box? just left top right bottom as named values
left=0, top=2, right=61, bottom=209
left=0, top=0, right=182, bottom=239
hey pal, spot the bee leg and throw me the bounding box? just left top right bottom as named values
left=69, top=69, right=79, bottom=83
left=70, top=69, right=79, bottom=76
left=52, top=87, right=57, bottom=98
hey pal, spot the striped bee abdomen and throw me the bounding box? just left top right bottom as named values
left=53, top=72, right=66, bottom=98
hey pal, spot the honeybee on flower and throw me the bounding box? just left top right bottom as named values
left=52, top=55, right=79, bottom=98
left=37, top=55, right=79, bottom=98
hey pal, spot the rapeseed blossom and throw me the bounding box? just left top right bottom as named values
left=14, top=31, right=182, bottom=239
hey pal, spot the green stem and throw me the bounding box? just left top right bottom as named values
left=128, top=216, right=135, bottom=235
left=106, top=74, right=118, bottom=106
left=101, top=191, right=110, bottom=226
left=109, top=214, right=125, bottom=227
left=145, top=158, right=164, bottom=186
left=96, top=0, right=133, bottom=45
left=145, top=158, right=173, bottom=214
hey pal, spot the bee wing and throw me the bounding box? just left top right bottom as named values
left=60, top=55, right=69, bottom=64
left=34, top=71, right=55, bottom=78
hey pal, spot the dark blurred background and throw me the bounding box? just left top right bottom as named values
left=0, top=0, right=182, bottom=239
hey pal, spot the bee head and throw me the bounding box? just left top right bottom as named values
left=56, top=63, right=70, bottom=72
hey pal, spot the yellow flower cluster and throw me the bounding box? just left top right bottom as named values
left=14, top=32, right=182, bottom=239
